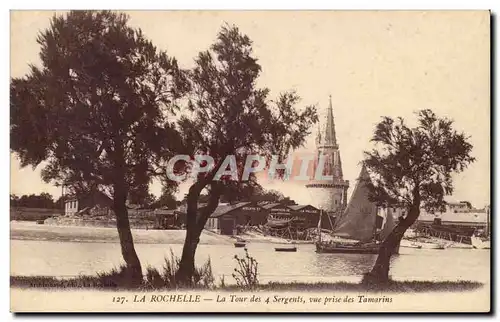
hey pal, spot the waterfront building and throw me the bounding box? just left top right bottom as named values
left=63, top=190, right=113, bottom=217
left=203, top=201, right=266, bottom=235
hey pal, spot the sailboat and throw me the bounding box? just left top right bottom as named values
left=471, top=236, right=490, bottom=249
left=471, top=207, right=490, bottom=249
left=315, top=164, right=398, bottom=254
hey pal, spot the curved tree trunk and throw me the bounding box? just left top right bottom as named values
left=364, top=223, right=406, bottom=283
left=364, top=188, right=421, bottom=284
left=113, top=184, right=143, bottom=287
left=177, top=182, right=222, bottom=285
left=177, top=207, right=200, bottom=284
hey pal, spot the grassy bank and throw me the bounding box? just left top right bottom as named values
left=11, top=275, right=483, bottom=293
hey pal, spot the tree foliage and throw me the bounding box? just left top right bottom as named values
left=11, top=10, right=188, bottom=195
left=174, top=24, right=317, bottom=282
left=364, top=109, right=474, bottom=212
left=10, top=10, right=189, bottom=283
left=152, top=185, right=179, bottom=209
left=10, top=193, right=57, bottom=209
left=247, top=188, right=296, bottom=205
left=363, top=109, right=475, bottom=282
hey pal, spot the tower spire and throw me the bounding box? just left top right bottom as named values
left=306, top=94, right=349, bottom=215
left=324, top=95, right=338, bottom=148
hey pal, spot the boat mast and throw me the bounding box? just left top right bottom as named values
left=486, top=205, right=490, bottom=237
left=318, top=210, right=322, bottom=243
left=372, top=206, right=379, bottom=242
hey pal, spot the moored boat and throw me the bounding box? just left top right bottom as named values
left=315, top=241, right=380, bottom=254
left=275, top=246, right=297, bottom=252
left=234, top=237, right=246, bottom=248
left=399, top=240, right=423, bottom=249
left=315, top=164, right=400, bottom=255
left=471, top=236, right=490, bottom=249
left=421, top=241, right=448, bottom=249
left=470, top=208, right=491, bottom=249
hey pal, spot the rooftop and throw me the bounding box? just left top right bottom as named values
left=210, top=202, right=254, bottom=218
left=418, top=211, right=488, bottom=224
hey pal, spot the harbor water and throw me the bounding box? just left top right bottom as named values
left=10, top=222, right=490, bottom=285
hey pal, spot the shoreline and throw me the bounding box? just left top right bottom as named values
left=10, top=221, right=313, bottom=245
left=11, top=221, right=477, bottom=248
left=10, top=221, right=232, bottom=245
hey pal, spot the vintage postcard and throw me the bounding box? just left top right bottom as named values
left=10, top=10, right=490, bottom=312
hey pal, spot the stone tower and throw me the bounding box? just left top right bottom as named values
left=306, top=95, right=349, bottom=214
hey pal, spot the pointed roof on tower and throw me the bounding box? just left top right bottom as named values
left=323, top=95, right=338, bottom=148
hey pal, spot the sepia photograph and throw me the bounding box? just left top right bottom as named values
left=9, top=9, right=491, bottom=313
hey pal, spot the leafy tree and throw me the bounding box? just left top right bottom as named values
left=10, top=11, right=189, bottom=284
left=174, top=25, right=317, bottom=283
left=54, top=195, right=67, bottom=210
left=253, top=189, right=284, bottom=202
left=128, top=183, right=157, bottom=207
left=10, top=194, right=19, bottom=206
left=245, top=188, right=297, bottom=205
left=10, top=193, right=56, bottom=208
left=363, top=109, right=474, bottom=283
left=153, top=186, right=178, bottom=209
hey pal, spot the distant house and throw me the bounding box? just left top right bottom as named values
left=415, top=209, right=489, bottom=242
left=173, top=203, right=207, bottom=228
left=444, top=201, right=487, bottom=214
left=153, top=209, right=181, bottom=229
left=205, top=201, right=266, bottom=235
left=417, top=211, right=488, bottom=228
left=259, top=202, right=291, bottom=214
left=287, top=204, right=322, bottom=229
left=64, top=190, right=113, bottom=216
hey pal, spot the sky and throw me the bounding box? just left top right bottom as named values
left=10, top=10, right=490, bottom=208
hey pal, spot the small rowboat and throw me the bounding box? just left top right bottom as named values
left=275, top=246, right=297, bottom=252
left=234, top=238, right=246, bottom=248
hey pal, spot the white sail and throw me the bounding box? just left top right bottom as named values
left=332, top=163, right=378, bottom=242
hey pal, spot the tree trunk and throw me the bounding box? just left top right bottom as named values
left=364, top=225, right=405, bottom=284
left=177, top=182, right=222, bottom=285
left=364, top=188, right=421, bottom=284
left=177, top=225, right=200, bottom=285
left=113, top=185, right=143, bottom=287
left=176, top=183, right=203, bottom=285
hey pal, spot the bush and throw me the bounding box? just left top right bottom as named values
left=232, top=248, right=259, bottom=289
left=144, top=249, right=215, bottom=289
left=196, top=257, right=215, bottom=288
left=96, top=264, right=132, bottom=288
left=219, top=274, right=226, bottom=288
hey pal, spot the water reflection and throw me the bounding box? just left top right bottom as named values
left=310, top=252, right=377, bottom=277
